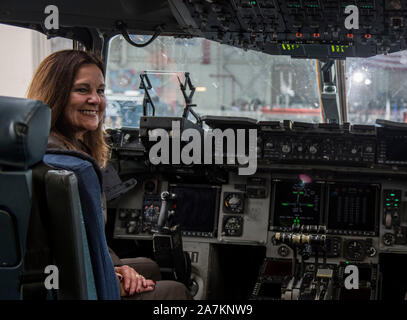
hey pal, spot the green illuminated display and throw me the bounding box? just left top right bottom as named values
left=331, top=45, right=349, bottom=53
left=281, top=44, right=300, bottom=51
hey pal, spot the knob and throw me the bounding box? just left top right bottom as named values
left=278, top=245, right=290, bottom=257
left=309, top=146, right=317, bottom=154
left=365, top=146, right=373, bottom=153
left=301, top=244, right=313, bottom=260
left=282, top=144, right=291, bottom=153
left=119, top=210, right=128, bottom=220
left=383, top=233, right=395, bottom=246
left=265, top=142, right=273, bottom=148
left=127, top=226, right=136, bottom=234
left=366, top=246, right=377, bottom=257
left=126, top=221, right=137, bottom=234
left=297, top=145, right=303, bottom=152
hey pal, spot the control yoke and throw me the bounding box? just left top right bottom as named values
left=153, top=191, right=192, bottom=288
left=156, top=191, right=177, bottom=232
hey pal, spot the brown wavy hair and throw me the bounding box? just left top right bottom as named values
left=27, top=50, right=109, bottom=168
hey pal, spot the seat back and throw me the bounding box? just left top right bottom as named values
left=0, top=96, right=97, bottom=299
left=0, top=96, right=50, bottom=299
left=43, top=153, right=121, bottom=300
left=44, top=170, right=97, bottom=299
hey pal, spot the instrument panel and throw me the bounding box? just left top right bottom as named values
left=108, top=119, right=407, bottom=300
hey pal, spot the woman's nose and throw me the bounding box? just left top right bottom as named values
left=88, top=90, right=101, bottom=104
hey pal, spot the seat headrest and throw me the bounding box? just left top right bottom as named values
left=0, top=96, right=51, bottom=169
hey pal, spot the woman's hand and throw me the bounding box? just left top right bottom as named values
left=115, top=265, right=155, bottom=296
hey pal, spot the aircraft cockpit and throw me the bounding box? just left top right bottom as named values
left=1, top=0, right=407, bottom=302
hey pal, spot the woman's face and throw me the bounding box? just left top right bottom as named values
left=64, top=63, right=106, bottom=139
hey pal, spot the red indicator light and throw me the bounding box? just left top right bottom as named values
left=347, top=33, right=354, bottom=39
left=313, top=33, right=320, bottom=38
left=364, top=34, right=372, bottom=39
left=296, top=32, right=303, bottom=38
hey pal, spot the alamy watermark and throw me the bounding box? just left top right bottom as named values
left=344, top=5, right=359, bottom=30
left=44, top=5, right=59, bottom=30
left=148, top=121, right=257, bottom=175
left=44, top=265, right=59, bottom=290
left=344, top=265, right=359, bottom=290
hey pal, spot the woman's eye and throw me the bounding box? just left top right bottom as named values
left=76, top=88, right=88, bottom=93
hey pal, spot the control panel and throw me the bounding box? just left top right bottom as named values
left=218, top=173, right=270, bottom=245
left=169, top=0, right=407, bottom=59
left=380, top=185, right=407, bottom=251
left=111, top=117, right=407, bottom=171
left=258, top=121, right=377, bottom=166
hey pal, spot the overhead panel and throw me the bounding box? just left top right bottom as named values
left=169, top=0, right=407, bottom=59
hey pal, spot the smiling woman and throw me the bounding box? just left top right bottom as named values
left=26, top=50, right=109, bottom=168
left=24, top=49, right=192, bottom=300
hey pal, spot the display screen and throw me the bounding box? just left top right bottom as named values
left=169, top=184, right=220, bottom=237
left=385, top=137, right=407, bottom=162
left=327, top=183, right=378, bottom=232
left=273, top=179, right=322, bottom=228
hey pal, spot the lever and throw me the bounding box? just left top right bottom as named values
left=157, top=191, right=177, bottom=231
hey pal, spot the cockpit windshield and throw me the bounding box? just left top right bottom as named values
left=106, top=35, right=407, bottom=129
left=346, top=51, right=407, bottom=124
left=105, top=35, right=322, bottom=128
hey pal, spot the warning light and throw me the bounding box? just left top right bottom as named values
left=364, top=34, right=372, bottom=39
left=296, top=32, right=303, bottom=38
left=347, top=33, right=354, bottom=39
left=313, top=33, right=320, bottom=38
